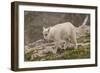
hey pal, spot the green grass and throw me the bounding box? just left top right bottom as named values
left=24, top=50, right=33, bottom=61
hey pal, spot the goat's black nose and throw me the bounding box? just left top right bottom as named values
left=43, top=38, right=46, bottom=41
left=43, top=38, right=47, bottom=42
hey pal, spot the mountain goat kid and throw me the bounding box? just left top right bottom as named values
left=42, top=16, right=89, bottom=50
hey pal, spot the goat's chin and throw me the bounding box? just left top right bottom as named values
left=44, top=38, right=53, bottom=43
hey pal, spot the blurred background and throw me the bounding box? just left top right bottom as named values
left=24, top=11, right=90, bottom=45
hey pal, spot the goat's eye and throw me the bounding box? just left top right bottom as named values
left=45, top=34, right=47, bottom=36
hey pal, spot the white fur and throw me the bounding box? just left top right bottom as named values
left=43, top=22, right=77, bottom=49
left=43, top=16, right=89, bottom=49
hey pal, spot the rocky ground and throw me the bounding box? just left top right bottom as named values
left=24, top=28, right=90, bottom=61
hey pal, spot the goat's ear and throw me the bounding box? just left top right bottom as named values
left=48, top=27, right=51, bottom=32
left=43, top=26, right=45, bottom=30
